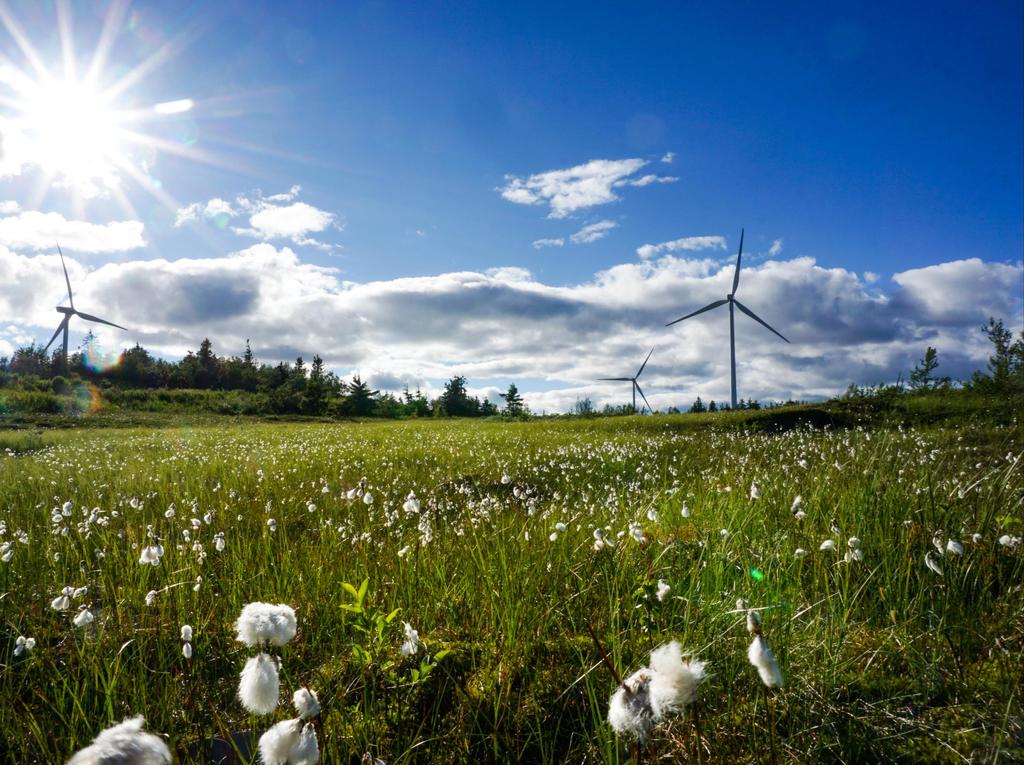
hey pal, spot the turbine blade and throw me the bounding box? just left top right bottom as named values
left=57, top=242, right=74, bottom=309
left=666, top=298, right=728, bottom=327
left=636, top=347, right=655, bottom=378
left=74, top=311, right=127, bottom=331
left=635, top=382, right=653, bottom=414
left=597, top=377, right=633, bottom=382
left=733, top=299, right=790, bottom=343
left=43, top=318, right=68, bottom=352
left=731, top=228, right=744, bottom=296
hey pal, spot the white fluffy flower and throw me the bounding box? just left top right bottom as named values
left=66, top=716, right=170, bottom=765
left=819, top=540, right=836, bottom=552
left=14, top=635, right=35, bottom=656
left=238, top=652, right=280, bottom=715
left=180, top=625, right=193, bottom=642
left=235, top=602, right=297, bottom=647
left=749, top=483, right=761, bottom=500
left=51, top=592, right=72, bottom=611
left=138, top=545, right=163, bottom=566
left=647, top=641, right=706, bottom=718
left=794, top=548, right=809, bottom=558
left=747, top=635, right=784, bottom=689
left=182, top=642, right=193, bottom=659
left=258, top=718, right=301, bottom=765
left=656, top=580, right=670, bottom=602
left=946, top=539, right=964, bottom=556
left=401, top=622, right=420, bottom=656
left=925, top=551, right=944, bottom=576
left=607, top=668, right=655, bottom=742
left=73, top=609, right=95, bottom=628
left=288, top=723, right=319, bottom=765
left=293, top=688, right=321, bottom=720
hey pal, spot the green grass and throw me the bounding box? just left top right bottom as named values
left=0, top=409, right=1022, bottom=763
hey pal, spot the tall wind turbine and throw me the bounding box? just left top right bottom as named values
left=666, top=230, right=788, bottom=409
left=43, top=244, right=127, bottom=370
left=597, top=347, right=655, bottom=414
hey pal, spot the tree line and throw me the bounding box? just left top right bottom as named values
left=0, top=335, right=528, bottom=418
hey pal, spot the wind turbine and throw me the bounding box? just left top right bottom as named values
left=598, top=347, right=655, bottom=414
left=666, top=230, right=788, bottom=409
left=42, top=244, right=127, bottom=370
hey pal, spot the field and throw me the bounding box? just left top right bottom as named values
left=1, top=405, right=1022, bottom=763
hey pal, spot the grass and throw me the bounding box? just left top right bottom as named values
left=0, top=405, right=1022, bottom=763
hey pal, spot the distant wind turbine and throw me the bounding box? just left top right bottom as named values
left=597, top=347, right=655, bottom=414
left=666, top=230, right=788, bottom=409
left=42, top=244, right=127, bottom=369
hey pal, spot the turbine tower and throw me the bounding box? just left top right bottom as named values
left=43, top=244, right=127, bottom=370
left=666, top=230, right=788, bottom=409
left=597, top=347, right=655, bottom=414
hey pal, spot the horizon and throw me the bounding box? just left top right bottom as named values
left=1, top=1, right=1021, bottom=413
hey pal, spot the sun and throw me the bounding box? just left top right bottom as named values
left=18, top=75, right=125, bottom=194
left=0, top=3, right=222, bottom=212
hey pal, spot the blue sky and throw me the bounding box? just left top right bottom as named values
left=0, top=1, right=1021, bottom=411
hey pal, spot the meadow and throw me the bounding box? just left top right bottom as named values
left=0, top=404, right=1021, bottom=763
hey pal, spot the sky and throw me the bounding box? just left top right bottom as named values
left=0, top=0, right=1021, bottom=412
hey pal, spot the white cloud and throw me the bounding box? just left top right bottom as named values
left=660, top=152, right=675, bottom=164
left=2, top=246, right=1019, bottom=413
left=532, top=238, right=565, bottom=249
left=0, top=200, right=20, bottom=214
left=570, top=220, right=618, bottom=244
left=623, top=173, right=678, bottom=187
left=498, top=158, right=677, bottom=219
left=0, top=210, right=145, bottom=253
left=769, top=239, right=783, bottom=256
left=863, top=271, right=879, bottom=284
left=636, top=235, right=727, bottom=259
left=176, top=187, right=339, bottom=248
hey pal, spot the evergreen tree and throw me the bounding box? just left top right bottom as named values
left=910, top=346, right=949, bottom=391
left=304, top=355, right=329, bottom=415
left=499, top=384, right=524, bottom=416
left=708, top=400, right=718, bottom=413
left=690, top=396, right=707, bottom=413
left=344, top=375, right=378, bottom=416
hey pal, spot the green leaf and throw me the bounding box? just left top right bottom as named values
left=342, top=582, right=360, bottom=599
left=357, top=578, right=369, bottom=602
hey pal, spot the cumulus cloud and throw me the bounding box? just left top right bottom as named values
left=0, top=210, right=145, bottom=252
left=532, top=238, right=565, bottom=249
left=637, top=235, right=727, bottom=259
left=769, top=239, right=783, bottom=256
left=1, top=246, right=1019, bottom=413
left=498, top=158, right=677, bottom=218
left=176, top=186, right=339, bottom=249
left=570, top=220, right=618, bottom=244
left=660, top=152, right=675, bottom=164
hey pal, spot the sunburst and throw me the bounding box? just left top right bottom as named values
left=0, top=1, right=231, bottom=216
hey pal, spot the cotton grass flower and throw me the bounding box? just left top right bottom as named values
left=50, top=586, right=72, bottom=611
left=401, top=622, right=420, bottom=656
left=656, top=579, right=670, bottom=602
left=819, top=539, right=836, bottom=551
left=235, top=602, right=297, bottom=647
left=607, top=641, right=706, bottom=742
left=66, top=716, right=170, bottom=765
left=293, top=687, right=321, bottom=720
left=14, top=636, right=35, bottom=656
left=747, top=635, right=785, bottom=689
left=289, top=723, right=319, bottom=765
left=138, top=544, right=163, bottom=566
left=750, top=482, right=761, bottom=500
left=258, top=718, right=302, bottom=765
left=238, top=652, right=280, bottom=715
left=925, top=551, right=944, bottom=576
left=794, top=548, right=809, bottom=558
left=946, top=539, right=964, bottom=556
left=607, top=668, right=655, bottom=742
left=647, top=641, right=707, bottom=718
left=73, top=608, right=95, bottom=628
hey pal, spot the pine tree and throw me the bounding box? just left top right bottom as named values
left=499, top=384, right=524, bottom=416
